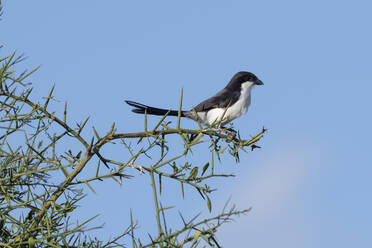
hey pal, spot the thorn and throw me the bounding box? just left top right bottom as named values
left=109, top=122, right=116, bottom=135
left=251, top=144, right=261, bottom=151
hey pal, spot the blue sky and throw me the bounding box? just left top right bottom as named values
left=1, top=0, right=372, bottom=247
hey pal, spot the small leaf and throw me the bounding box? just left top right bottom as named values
left=37, top=140, right=43, bottom=150
left=188, top=167, right=198, bottom=180
left=28, top=237, right=35, bottom=248
left=193, top=230, right=201, bottom=240
left=201, top=162, right=209, bottom=176
left=180, top=182, right=185, bottom=199
left=190, top=132, right=204, bottom=146
left=206, top=195, right=212, bottom=212
left=172, top=162, right=178, bottom=174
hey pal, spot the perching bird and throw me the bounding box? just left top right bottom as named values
left=125, top=71, right=263, bottom=127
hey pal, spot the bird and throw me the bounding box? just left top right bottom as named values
left=125, top=71, right=263, bottom=127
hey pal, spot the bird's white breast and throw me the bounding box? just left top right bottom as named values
left=198, top=81, right=255, bottom=126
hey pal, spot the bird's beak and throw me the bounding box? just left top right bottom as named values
left=255, top=79, right=264, bottom=85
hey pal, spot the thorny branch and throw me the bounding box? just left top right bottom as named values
left=0, top=51, right=265, bottom=247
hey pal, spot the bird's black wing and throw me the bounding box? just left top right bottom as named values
left=193, top=88, right=240, bottom=112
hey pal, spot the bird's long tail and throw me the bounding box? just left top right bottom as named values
left=125, top=100, right=186, bottom=117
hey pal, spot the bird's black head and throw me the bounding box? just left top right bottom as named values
left=227, top=71, right=264, bottom=89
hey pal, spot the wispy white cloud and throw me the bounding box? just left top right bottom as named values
left=241, top=150, right=308, bottom=217
left=218, top=144, right=320, bottom=247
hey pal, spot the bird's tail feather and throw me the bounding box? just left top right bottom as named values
left=125, top=100, right=186, bottom=117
